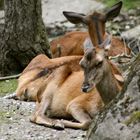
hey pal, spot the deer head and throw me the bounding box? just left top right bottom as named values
left=79, top=39, right=111, bottom=93
left=80, top=17, right=118, bottom=89
left=63, top=1, right=122, bottom=47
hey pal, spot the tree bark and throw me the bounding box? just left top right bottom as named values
left=86, top=54, right=140, bottom=140
left=0, top=0, right=52, bottom=76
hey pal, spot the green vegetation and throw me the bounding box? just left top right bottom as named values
left=100, top=0, right=140, bottom=10
left=0, top=79, right=17, bottom=97
left=124, top=111, right=140, bottom=125
left=0, top=0, right=4, bottom=10
left=0, top=110, right=13, bottom=123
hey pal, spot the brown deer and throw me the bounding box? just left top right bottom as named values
left=13, top=1, right=125, bottom=102
left=29, top=32, right=123, bottom=130
left=51, top=1, right=130, bottom=57
left=15, top=55, right=83, bottom=101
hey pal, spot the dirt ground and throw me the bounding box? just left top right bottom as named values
left=0, top=98, right=86, bottom=140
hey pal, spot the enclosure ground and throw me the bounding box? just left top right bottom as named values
left=0, top=98, right=86, bottom=140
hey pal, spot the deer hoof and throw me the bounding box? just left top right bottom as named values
left=29, top=115, right=36, bottom=123
left=54, top=120, right=65, bottom=130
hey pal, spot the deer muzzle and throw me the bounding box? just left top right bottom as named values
left=81, top=83, right=95, bottom=93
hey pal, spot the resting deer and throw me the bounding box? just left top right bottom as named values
left=12, top=1, right=124, bottom=102
left=15, top=55, right=83, bottom=101
left=29, top=30, right=123, bottom=130
left=51, top=1, right=130, bottom=57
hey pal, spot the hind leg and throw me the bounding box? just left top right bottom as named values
left=61, top=100, right=92, bottom=130
left=30, top=87, right=65, bottom=129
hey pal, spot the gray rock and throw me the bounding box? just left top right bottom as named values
left=42, top=0, right=104, bottom=26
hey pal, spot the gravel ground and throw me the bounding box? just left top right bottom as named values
left=0, top=98, right=86, bottom=140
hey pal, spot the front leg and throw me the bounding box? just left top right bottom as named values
left=30, top=93, right=64, bottom=130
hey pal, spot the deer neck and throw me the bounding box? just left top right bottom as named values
left=96, top=61, right=120, bottom=105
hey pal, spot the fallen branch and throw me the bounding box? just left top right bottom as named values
left=3, top=92, right=17, bottom=99
left=0, top=73, right=21, bottom=81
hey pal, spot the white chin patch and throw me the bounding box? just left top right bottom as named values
left=87, top=83, right=95, bottom=92
left=96, top=54, right=103, bottom=62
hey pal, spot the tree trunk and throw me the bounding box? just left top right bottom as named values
left=0, top=0, right=52, bottom=76
left=86, top=54, right=140, bottom=140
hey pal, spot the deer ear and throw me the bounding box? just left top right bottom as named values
left=83, top=38, right=95, bottom=52
left=105, top=1, right=122, bottom=21
left=114, top=74, right=124, bottom=83
left=63, top=11, right=88, bottom=24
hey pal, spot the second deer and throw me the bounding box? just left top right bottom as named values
left=51, top=1, right=130, bottom=57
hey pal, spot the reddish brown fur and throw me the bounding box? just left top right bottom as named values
left=51, top=31, right=87, bottom=57
left=51, top=31, right=130, bottom=57
left=16, top=1, right=127, bottom=101
left=29, top=46, right=123, bottom=130
left=16, top=55, right=82, bottom=101
left=50, top=7, right=131, bottom=58
left=15, top=1, right=126, bottom=130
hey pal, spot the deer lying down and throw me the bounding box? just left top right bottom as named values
left=51, top=1, right=130, bottom=57
left=15, top=55, right=83, bottom=101
left=14, top=1, right=125, bottom=102
left=30, top=37, right=123, bottom=130
left=15, top=34, right=123, bottom=102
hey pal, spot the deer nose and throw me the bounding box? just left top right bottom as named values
left=82, top=84, right=90, bottom=93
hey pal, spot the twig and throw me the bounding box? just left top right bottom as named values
left=3, top=92, right=17, bottom=99
left=0, top=73, right=21, bottom=81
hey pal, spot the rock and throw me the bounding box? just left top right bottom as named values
left=121, top=25, right=140, bottom=55
left=0, top=10, right=4, bottom=33
left=121, top=25, right=140, bottom=40
left=42, top=0, right=104, bottom=37
left=0, top=10, right=4, bottom=23
left=128, top=9, right=136, bottom=16
left=42, top=0, right=104, bottom=26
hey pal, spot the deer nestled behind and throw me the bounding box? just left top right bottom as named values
left=11, top=1, right=125, bottom=130
left=51, top=1, right=130, bottom=57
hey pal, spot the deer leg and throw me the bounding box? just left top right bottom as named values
left=30, top=94, right=65, bottom=130
left=62, top=102, right=92, bottom=130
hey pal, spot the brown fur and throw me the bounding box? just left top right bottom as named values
left=15, top=1, right=125, bottom=130
left=80, top=47, right=122, bottom=104
left=16, top=55, right=82, bottom=101
left=51, top=6, right=130, bottom=57
left=30, top=46, right=123, bottom=130
left=16, top=1, right=127, bottom=101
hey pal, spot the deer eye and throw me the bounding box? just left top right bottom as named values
left=96, top=61, right=103, bottom=67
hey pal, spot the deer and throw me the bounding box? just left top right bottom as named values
left=50, top=1, right=130, bottom=58
left=7, top=1, right=124, bottom=130
left=29, top=29, right=123, bottom=130
left=14, top=54, right=83, bottom=101
left=28, top=2, right=125, bottom=130
left=10, top=1, right=125, bottom=102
